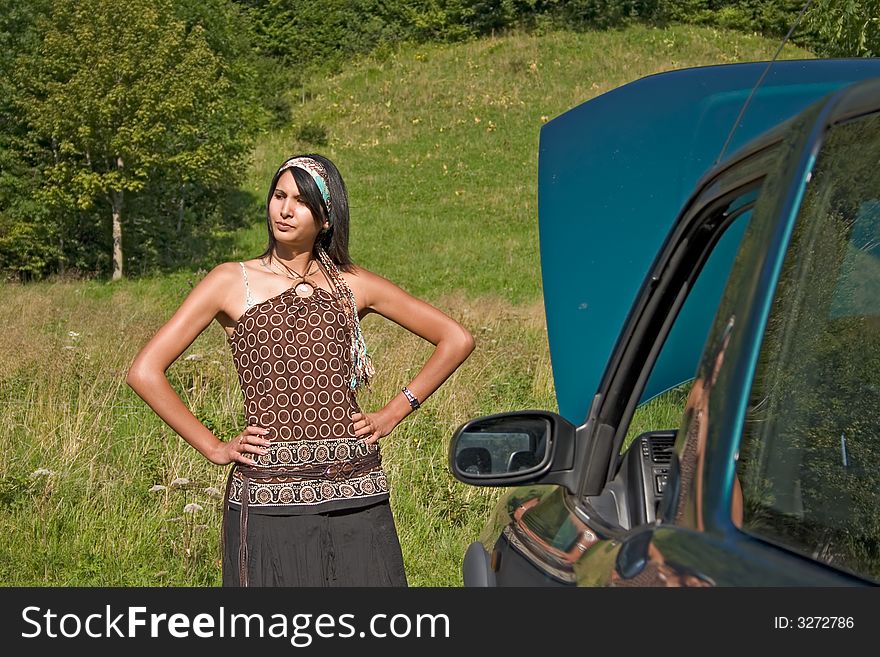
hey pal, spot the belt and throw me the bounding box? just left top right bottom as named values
left=222, top=450, right=382, bottom=587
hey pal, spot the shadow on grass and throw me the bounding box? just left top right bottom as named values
left=8, top=186, right=264, bottom=283
left=124, top=186, right=263, bottom=278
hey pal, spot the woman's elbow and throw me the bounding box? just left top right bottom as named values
left=125, top=364, right=144, bottom=391
left=126, top=359, right=157, bottom=393
left=454, top=325, right=475, bottom=361
left=464, top=328, right=476, bottom=356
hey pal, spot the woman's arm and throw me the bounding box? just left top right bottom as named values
left=347, top=267, right=475, bottom=444
left=126, top=263, right=269, bottom=465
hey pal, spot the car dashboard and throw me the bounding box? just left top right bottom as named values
left=588, top=430, right=677, bottom=530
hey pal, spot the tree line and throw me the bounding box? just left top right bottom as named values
left=1, top=0, right=876, bottom=280
left=239, top=1, right=879, bottom=69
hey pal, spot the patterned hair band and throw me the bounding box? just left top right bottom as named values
left=277, top=156, right=332, bottom=219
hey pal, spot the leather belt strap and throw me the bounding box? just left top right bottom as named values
left=222, top=450, right=382, bottom=587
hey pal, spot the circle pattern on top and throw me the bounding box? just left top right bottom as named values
left=229, top=286, right=356, bottom=442
left=227, top=282, right=387, bottom=511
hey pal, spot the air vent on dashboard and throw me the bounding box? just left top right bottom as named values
left=649, top=434, right=675, bottom=464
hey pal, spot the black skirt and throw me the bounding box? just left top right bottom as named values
left=222, top=500, right=408, bottom=587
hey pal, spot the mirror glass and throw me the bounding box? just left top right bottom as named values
left=453, top=416, right=550, bottom=477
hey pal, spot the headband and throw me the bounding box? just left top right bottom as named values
left=277, top=156, right=332, bottom=219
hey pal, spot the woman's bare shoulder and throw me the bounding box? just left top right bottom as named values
left=341, top=264, right=389, bottom=291
left=342, top=264, right=415, bottom=312
left=184, top=262, right=248, bottom=305
left=343, top=264, right=388, bottom=285
left=200, top=261, right=244, bottom=287
left=185, top=262, right=250, bottom=326
left=238, top=257, right=266, bottom=269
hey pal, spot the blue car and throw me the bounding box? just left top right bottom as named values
left=449, top=59, right=880, bottom=586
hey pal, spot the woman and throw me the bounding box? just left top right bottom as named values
left=127, top=154, right=475, bottom=586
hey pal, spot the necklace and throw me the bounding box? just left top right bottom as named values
left=261, top=256, right=318, bottom=298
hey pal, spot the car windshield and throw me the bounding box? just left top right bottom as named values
left=737, top=110, right=880, bottom=583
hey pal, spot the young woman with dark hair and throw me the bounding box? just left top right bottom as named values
left=127, top=154, right=475, bottom=586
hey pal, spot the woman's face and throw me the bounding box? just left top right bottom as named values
left=268, top=170, right=327, bottom=250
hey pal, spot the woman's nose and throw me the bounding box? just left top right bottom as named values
left=280, top=198, right=293, bottom=217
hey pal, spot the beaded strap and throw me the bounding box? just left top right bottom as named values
left=239, top=262, right=255, bottom=310
left=316, top=248, right=374, bottom=390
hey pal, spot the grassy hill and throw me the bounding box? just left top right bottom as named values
left=242, top=24, right=811, bottom=301
left=0, top=25, right=811, bottom=586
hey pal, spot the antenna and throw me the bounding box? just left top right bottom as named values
left=714, top=0, right=816, bottom=166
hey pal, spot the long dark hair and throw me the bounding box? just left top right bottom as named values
left=260, top=153, right=354, bottom=271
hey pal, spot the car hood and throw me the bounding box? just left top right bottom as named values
left=538, top=58, right=880, bottom=425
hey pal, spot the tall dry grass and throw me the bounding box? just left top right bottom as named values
left=0, top=278, right=554, bottom=585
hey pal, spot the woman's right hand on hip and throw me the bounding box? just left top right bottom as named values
left=210, top=425, right=271, bottom=465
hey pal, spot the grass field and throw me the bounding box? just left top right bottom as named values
left=0, top=25, right=811, bottom=586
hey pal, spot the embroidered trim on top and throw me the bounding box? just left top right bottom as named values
left=228, top=470, right=388, bottom=507
left=250, top=437, right=375, bottom=468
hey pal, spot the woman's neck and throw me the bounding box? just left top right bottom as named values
left=270, top=245, right=314, bottom=269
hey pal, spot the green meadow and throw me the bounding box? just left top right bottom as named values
left=0, top=25, right=811, bottom=586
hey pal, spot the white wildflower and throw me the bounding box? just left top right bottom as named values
left=30, top=468, right=54, bottom=478
left=68, top=331, right=80, bottom=338
left=204, top=487, right=222, bottom=499
left=169, top=477, right=190, bottom=488
left=184, top=353, right=202, bottom=361
left=184, top=502, right=203, bottom=514
left=149, top=484, right=167, bottom=493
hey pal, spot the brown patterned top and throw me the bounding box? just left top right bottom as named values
left=224, top=263, right=389, bottom=515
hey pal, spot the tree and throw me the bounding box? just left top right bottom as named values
left=806, top=0, right=880, bottom=57
left=14, top=0, right=261, bottom=280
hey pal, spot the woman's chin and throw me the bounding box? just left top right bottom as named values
left=272, top=232, right=313, bottom=249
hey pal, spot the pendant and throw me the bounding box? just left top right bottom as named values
left=294, top=281, right=314, bottom=298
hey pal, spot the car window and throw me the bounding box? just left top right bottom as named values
left=623, top=194, right=755, bottom=451
left=736, top=111, right=880, bottom=582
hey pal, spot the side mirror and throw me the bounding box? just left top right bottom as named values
left=449, top=410, right=580, bottom=491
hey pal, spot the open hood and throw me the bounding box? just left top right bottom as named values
left=538, top=58, right=880, bottom=425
